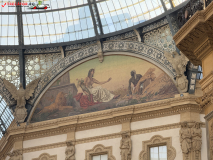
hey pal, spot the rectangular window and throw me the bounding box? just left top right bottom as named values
left=150, top=146, right=167, bottom=160
left=92, top=154, right=108, bottom=160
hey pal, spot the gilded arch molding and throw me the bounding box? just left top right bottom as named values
left=85, top=144, right=116, bottom=160
left=139, top=135, right=176, bottom=160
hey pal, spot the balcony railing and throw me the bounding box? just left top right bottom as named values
left=177, top=0, right=204, bottom=28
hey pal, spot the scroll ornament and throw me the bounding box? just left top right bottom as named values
left=3, top=78, right=40, bottom=123
left=120, top=133, right=132, bottom=160
left=164, top=51, right=188, bottom=93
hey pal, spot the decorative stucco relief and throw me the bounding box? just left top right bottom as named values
left=139, top=135, right=176, bottom=160
left=32, top=153, right=57, bottom=160
left=7, top=149, right=22, bottom=160
left=2, top=78, right=40, bottom=123
left=85, top=144, right=116, bottom=160
left=65, top=141, right=75, bottom=160
left=179, top=121, right=202, bottom=160
left=164, top=51, right=189, bottom=93
left=120, top=132, right=132, bottom=160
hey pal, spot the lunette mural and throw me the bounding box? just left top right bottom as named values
left=31, top=55, right=179, bottom=122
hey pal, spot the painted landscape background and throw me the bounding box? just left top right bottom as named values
left=31, top=55, right=179, bottom=122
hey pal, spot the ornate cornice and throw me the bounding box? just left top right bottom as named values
left=196, top=88, right=213, bottom=109
left=18, top=122, right=204, bottom=154
left=142, top=19, right=168, bottom=33
left=199, top=71, right=213, bottom=93
left=173, top=2, right=213, bottom=65
left=0, top=94, right=202, bottom=159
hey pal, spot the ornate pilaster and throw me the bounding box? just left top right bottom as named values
left=65, top=141, right=75, bottom=160
left=179, top=121, right=202, bottom=160
left=120, top=132, right=132, bottom=160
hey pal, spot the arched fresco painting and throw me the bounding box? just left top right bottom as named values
left=31, top=55, right=179, bottom=122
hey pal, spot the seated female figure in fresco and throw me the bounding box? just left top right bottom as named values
left=74, top=69, right=119, bottom=108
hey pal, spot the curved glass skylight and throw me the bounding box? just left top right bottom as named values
left=0, top=0, right=188, bottom=45
left=97, top=0, right=165, bottom=34
left=21, top=0, right=88, bottom=12
left=22, top=5, right=95, bottom=44
left=0, top=15, right=18, bottom=45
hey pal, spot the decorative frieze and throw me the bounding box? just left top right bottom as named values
left=24, top=47, right=60, bottom=54
left=142, top=19, right=168, bottom=33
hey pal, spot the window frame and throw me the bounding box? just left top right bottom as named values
left=149, top=144, right=167, bottom=160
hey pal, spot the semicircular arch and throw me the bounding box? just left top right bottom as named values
left=27, top=41, right=178, bottom=123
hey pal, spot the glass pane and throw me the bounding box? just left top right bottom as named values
left=150, top=147, right=159, bottom=160
left=93, top=155, right=100, bottom=160
left=97, top=0, right=164, bottom=34
left=159, top=146, right=167, bottom=160
left=101, top=155, right=108, bottom=160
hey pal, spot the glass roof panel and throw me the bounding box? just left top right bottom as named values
left=22, top=6, right=95, bottom=45
left=97, top=0, right=165, bottom=34
left=21, top=0, right=88, bottom=12
left=0, top=1, right=17, bottom=12
left=0, top=15, right=18, bottom=45
left=163, top=0, right=172, bottom=10
left=172, top=0, right=187, bottom=7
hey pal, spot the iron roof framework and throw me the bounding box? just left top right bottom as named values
left=0, top=0, right=191, bottom=138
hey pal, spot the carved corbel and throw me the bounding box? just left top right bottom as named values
left=120, top=132, right=132, bottom=160
left=164, top=51, right=189, bottom=93
left=7, top=149, right=23, bottom=160
left=133, top=29, right=141, bottom=42
left=97, top=41, right=104, bottom=63
left=65, top=141, right=75, bottom=160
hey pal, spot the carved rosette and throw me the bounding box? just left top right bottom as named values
left=139, top=135, right=176, bottom=160
left=179, top=121, right=202, bottom=160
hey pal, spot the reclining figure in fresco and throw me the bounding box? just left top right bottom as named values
left=74, top=69, right=120, bottom=108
